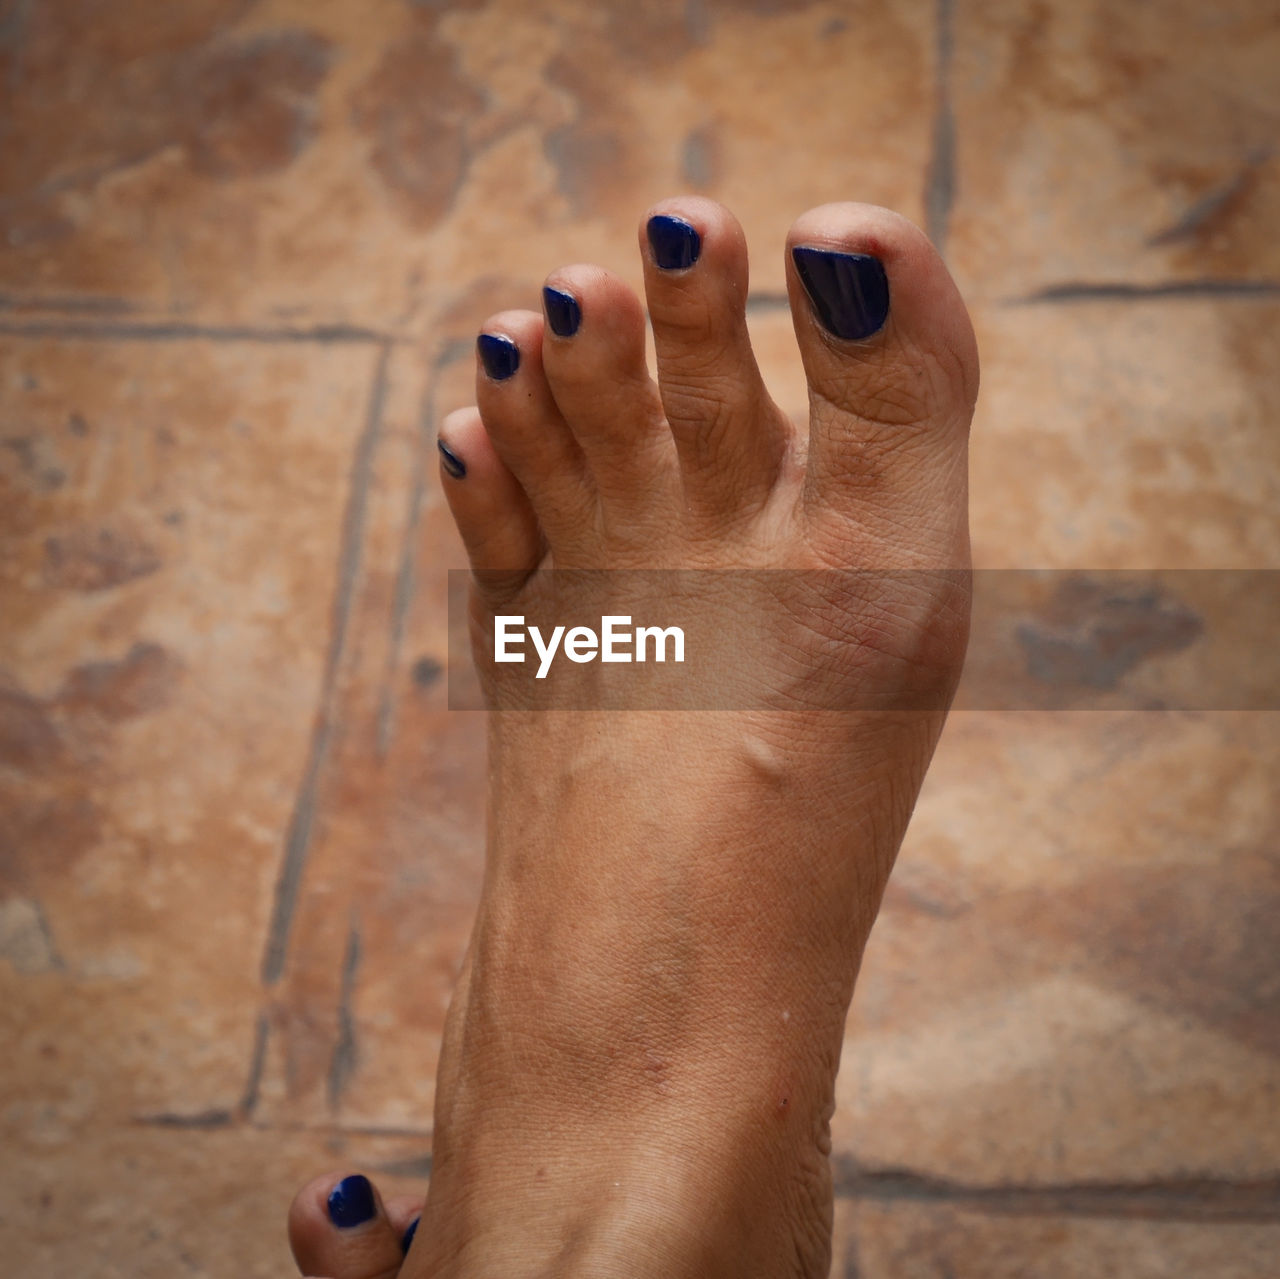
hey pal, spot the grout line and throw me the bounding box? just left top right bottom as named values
left=134, top=1109, right=237, bottom=1130
left=115, top=1126, right=1280, bottom=1225
left=373, top=1152, right=434, bottom=1178
left=842, top=1233, right=865, bottom=1279
left=0, top=292, right=140, bottom=316
left=924, top=0, right=957, bottom=257
left=132, top=1113, right=433, bottom=1140
left=374, top=339, right=472, bottom=755
left=237, top=1012, right=271, bottom=1118
left=744, top=292, right=791, bottom=314
left=1145, top=146, right=1271, bottom=247
left=260, top=343, right=392, bottom=986
left=834, top=1159, right=1280, bottom=1223
left=250, top=1120, right=432, bottom=1140
left=373, top=397, right=429, bottom=759
left=0, top=317, right=400, bottom=345
left=327, top=916, right=362, bottom=1113
left=1010, top=279, right=1280, bottom=304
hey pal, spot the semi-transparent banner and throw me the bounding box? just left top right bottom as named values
left=444, top=570, right=1280, bottom=711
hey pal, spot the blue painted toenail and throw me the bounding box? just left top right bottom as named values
left=647, top=215, right=701, bottom=270
left=327, top=1174, right=376, bottom=1229
left=791, top=247, right=890, bottom=340
left=477, top=333, right=520, bottom=380
left=402, top=1215, right=420, bottom=1254
left=437, top=439, right=466, bottom=479
left=543, top=287, right=581, bottom=337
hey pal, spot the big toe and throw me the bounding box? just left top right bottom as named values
left=288, top=1172, right=421, bottom=1279
left=786, top=203, right=978, bottom=563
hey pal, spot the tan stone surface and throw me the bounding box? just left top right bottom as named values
left=831, top=1200, right=1280, bottom=1279
left=0, top=0, right=934, bottom=329
left=8, top=1125, right=428, bottom=1279
left=1, top=336, right=377, bottom=1121
left=969, top=301, right=1280, bottom=569
left=839, top=711, right=1280, bottom=1185
left=2, top=1, right=1278, bottom=1276
left=949, top=0, right=1280, bottom=298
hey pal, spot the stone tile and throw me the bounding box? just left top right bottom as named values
left=833, top=711, right=1280, bottom=1184
left=0, top=334, right=389, bottom=1125
left=251, top=336, right=488, bottom=1131
left=9, top=1123, right=428, bottom=1278
left=948, top=0, right=1280, bottom=298
left=968, top=300, right=1280, bottom=568
left=0, top=0, right=936, bottom=328
left=745, top=304, right=811, bottom=422
left=0, top=329, right=453, bottom=1265
left=702, top=300, right=1280, bottom=579
left=830, top=1200, right=1280, bottom=1279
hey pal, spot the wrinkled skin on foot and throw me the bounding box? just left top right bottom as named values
left=291, top=198, right=977, bottom=1279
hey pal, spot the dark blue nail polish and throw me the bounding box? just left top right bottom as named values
left=543, top=287, right=581, bottom=337
left=401, top=1216, right=420, bottom=1254
left=791, top=246, right=890, bottom=340
left=437, top=439, right=466, bottom=479
left=327, top=1175, right=376, bottom=1229
left=646, top=215, right=701, bottom=270
left=477, top=333, right=520, bottom=380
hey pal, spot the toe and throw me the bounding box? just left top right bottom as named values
left=473, top=309, right=595, bottom=549
left=288, top=1171, right=422, bottom=1279
left=639, top=196, right=793, bottom=519
left=539, top=265, right=674, bottom=517
left=786, top=203, right=979, bottom=561
left=437, top=407, right=542, bottom=583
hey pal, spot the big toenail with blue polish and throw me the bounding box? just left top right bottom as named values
left=791, top=247, right=890, bottom=340
left=647, top=215, right=701, bottom=270
left=327, top=1174, right=376, bottom=1229
left=477, top=333, right=520, bottom=380
left=543, top=287, right=581, bottom=337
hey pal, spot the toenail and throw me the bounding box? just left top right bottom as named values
left=437, top=438, right=466, bottom=479
left=327, top=1174, right=377, bottom=1229
left=542, top=287, right=581, bottom=337
left=402, top=1216, right=420, bottom=1254
left=477, top=333, right=520, bottom=380
left=791, top=246, right=890, bottom=341
left=647, top=215, right=701, bottom=270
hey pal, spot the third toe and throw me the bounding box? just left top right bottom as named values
left=537, top=265, right=666, bottom=474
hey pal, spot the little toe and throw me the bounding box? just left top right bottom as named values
left=437, top=407, right=543, bottom=585
left=786, top=203, right=979, bottom=561
left=473, top=309, right=595, bottom=549
left=640, top=196, right=793, bottom=519
left=288, top=1172, right=422, bottom=1279
left=539, top=265, right=673, bottom=514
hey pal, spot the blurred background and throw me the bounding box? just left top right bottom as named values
left=2, top=1, right=1278, bottom=1275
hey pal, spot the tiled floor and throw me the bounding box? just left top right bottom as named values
left=2, top=2, right=1278, bottom=1276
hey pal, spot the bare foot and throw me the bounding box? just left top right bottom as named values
left=290, top=196, right=977, bottom=1278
